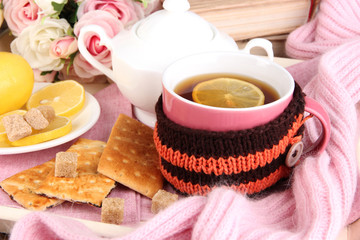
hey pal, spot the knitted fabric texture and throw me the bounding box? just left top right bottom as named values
left=154, top=83, right=306, bottom=196
left=285, top=0, right=360, bottom=59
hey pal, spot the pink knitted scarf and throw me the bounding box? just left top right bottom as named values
left=9, top=0, right=360, bottom=239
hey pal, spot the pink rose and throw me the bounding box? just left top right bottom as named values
left=59, top=61, right=110, bottom=83
left=72, top=54, right=104, bottom=78
left=33, top=69, right=57, bottom=83
left=73, top=10, right=123, bottom=78
left=49, top=36, right=78, bottom=59
left=77, top=0, right=141, bottom=27
left=2, top=0, right=43, bottom=36
left=58, top=61, right=93, bottom=83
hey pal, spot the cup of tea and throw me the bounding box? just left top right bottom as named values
left=154, top=51, right=331, bottom=196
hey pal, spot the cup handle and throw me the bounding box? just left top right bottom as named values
left=243, top=38, right=274, bottom=62
left=303, top=96, right=331, bottom=154
left=78, top=25, right=115, bottom=80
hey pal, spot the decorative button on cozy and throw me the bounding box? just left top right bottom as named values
left=285, top=141, right=304, bottom=168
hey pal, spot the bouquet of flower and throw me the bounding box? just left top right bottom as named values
left=0, top=0, right=162, bottom=83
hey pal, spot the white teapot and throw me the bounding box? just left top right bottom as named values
left=78, top=0, right=273, bottom=127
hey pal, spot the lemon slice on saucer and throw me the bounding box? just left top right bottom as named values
left=0, top=110, right=27, bottom=143
left=10, top=116, right=72, bottom=147
left=26, top=80, right=85, bottom=117
left=192, top=78, right=265, bottom=108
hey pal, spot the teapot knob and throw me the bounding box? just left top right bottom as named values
left=163, top=0, right=190, bottom=12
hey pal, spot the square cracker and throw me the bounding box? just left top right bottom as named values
left=0, top=160, right=64, bottom=211
left=97, top=114, right=163, bottom=198
left=34, top=138, right=116, bottom=207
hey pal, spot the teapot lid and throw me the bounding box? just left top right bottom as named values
left=136, top=0, right=214, bottom=44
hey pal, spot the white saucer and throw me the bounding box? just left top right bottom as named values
left=0, top=83, right=100, bottom=155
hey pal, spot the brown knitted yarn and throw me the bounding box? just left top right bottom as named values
left=154, top=83, right=306, bottom=196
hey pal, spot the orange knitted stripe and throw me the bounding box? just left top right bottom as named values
left=154, top=114, right=306, bottom=176
left=160, top=164, right=291, bottom=196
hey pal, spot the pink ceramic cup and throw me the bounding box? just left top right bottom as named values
left=162, top=51, right=331, bottom=153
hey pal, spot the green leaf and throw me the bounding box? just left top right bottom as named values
left=67, top=27, right=74, bottom=37
left=40, top=16, right=47, bottom=24
left=52, top=1, right=66, bottom=14
left=54, top=72, right=60, bottom=82
left=66, top=52, right=77, bottom=75
left=134, top=0, right=148, bottom=8
left=40, top=71, right=53, bottom=76
left=59, top=0, right=78, bottom=28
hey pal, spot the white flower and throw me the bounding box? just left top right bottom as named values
left=11, top=18, right=71, bottom=71
left=35, top=0, right=68, bottom=16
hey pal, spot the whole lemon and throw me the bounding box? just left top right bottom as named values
left=0, top=52, right=34, bottom=115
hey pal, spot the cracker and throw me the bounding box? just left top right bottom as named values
left=0, top=160, right=64, bottom=211
left=97, top=114, right=163, bottom=198
left=34, top=138, right=116, bottom=207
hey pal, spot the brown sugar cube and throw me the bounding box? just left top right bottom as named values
left=151, top=189, right=178, bottom=214
left=54, top=152, right=78, bottom=178
left=2, top=114, right=32, bottom=142
left=24, top=106, right=55, bottom=130
left=101, top=198, right=125, bottom=225
left=37, top=105, right=55, bottom=122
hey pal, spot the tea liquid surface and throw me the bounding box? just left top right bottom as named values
left=174, top=73, right=280, bottom=106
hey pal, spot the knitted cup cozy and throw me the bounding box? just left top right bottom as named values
left=154, top=83, right=307, bottom=196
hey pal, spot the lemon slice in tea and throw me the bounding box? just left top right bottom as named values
left=26, top=80, right=85, bottom=117
left=192, top=78, right=265, bottom=108
left=10, top=116, right=72, bottom=147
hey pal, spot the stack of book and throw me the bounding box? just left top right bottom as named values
left=189, top=0, right=320, bottom=57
